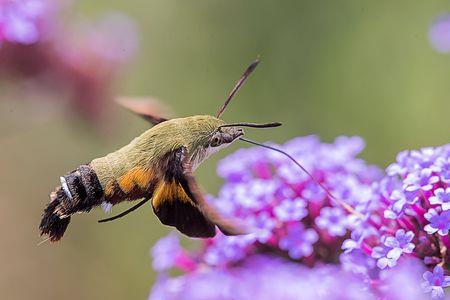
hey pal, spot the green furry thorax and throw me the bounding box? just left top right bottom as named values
left=91, top=115, right=226, bottom=187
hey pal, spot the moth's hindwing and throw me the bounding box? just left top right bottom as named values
left=151, top=148, right=216, bottom=237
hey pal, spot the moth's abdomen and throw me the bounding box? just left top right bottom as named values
left=39, top=164, right=104, bottom=241
left=101, top=167, right=158, bottom=204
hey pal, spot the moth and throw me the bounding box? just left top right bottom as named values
left=39, top=58, right=282, bottom=242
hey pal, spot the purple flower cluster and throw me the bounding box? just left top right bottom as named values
left=150, top=255, right=377, bottom=300
left=149, top=137, right=450, bottom=299
left=206, top=135, right=381, bottom=265
left=342, top=144, right=450, bottom=299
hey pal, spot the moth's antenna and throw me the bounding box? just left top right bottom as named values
left=219, top=122, right=281, bottom=129
left=216, top=57, right=260, bottom=118
left=239, top=137, right=363, bottom=218
left=98, top=197, right=150, bottom=223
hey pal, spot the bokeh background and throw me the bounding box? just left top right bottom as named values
left=1, top=1, right=450, bottom=299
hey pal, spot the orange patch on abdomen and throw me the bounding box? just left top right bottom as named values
left=117, top=167, right=154, bottom=193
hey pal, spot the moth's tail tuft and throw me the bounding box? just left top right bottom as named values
left=39, top=188, right=71, bottom=242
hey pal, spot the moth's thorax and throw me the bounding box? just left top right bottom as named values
left=90, top=115, right=227, bottom=187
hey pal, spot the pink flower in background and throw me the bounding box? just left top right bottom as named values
left=0, top=0, right=52, bottom=45
left=0, top=0, right=139, bottom=120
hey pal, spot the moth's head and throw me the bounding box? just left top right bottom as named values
left=209, top=123, right=245, bottom=148
left=192, top=116, right=244, bottom=151
left=195, top=115, right=280, bottom=152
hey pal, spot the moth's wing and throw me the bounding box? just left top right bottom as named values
left=182, top=164, right=249, bottom=236
left=152, top=191, right=216, bottom=238
left=151, top=147, right=248, bottom=237
left=179, top=147, right=248, bottom=236
left=116, top=96, right=171, bottom=125
left=151, top=147, right=216, bottom=237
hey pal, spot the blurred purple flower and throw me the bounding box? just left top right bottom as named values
left=151, top=232, right=182, bottom=272
left=429, top=14, right=450, bottom=53
left=149, top=255, right=376, bottom=300
left=342, top=230, right=365, bottom=253
left=247, top=212, right=276, bottom=243
left=340, top=249, right=377, bottom=279
left=315, top=206, right=348, bottom=237
left=422, top=266, right=450, bottom=299
left=0, top=0, right=49, bottom=45
left=203, top=234, right=255, bottom=266
left=273, top=198, right=308, bottom=222
left=279, top=223, right=318, bottom=259
left=382, top=258, right=429, bottom=300
left=301, top=182, right=326, bottom=202
left=0, top=2, right=139, bottom=121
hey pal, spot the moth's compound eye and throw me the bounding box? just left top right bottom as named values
left=210, top=136, right=221, bottom=147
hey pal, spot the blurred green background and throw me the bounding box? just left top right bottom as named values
left=1, top=1, right=450, bottom=299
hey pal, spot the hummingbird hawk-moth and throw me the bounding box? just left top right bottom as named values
left=39, top=58, right=282, bottom=242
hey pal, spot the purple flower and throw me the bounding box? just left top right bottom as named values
left=422, top=266, right=450, bottom=299
left=371, top=230, right=415, bottom=270
left=386, top=150, right=413, bottom=176
left=151, top=232, right=182, bottom=272
left=247, top=212, right=276, bottom=243
left=205, top=135, right=379, bottom=265
left=411, top=147, right=442, bottom=170
left=85, top=12, right=138, bottom=64
left=429, top=188, right=450, bottom=211
left=424, top=209, right=450, bottom=236
left=372, top=245, right=397, bottom=269
left=430, top=14, right=450, bottom=53
left=382, top=258, right=428, bottom=300
left=273, top=198, right=308, bottom=222
left=435, top=157, right=450, bottom=183
left=384, top=190, right=408, bottom=219
left=404, top=168, right=440, bottom=193
left=340, top=249, right=377, bottom=279
left=342, top=231, right=365, bottom=254
left=383, top=229, right=415, bottom=258
left=149, top=255, right=375, bottom=300
left=150, top=139, right=450, bottom=299
left=315, top=206, right=348, bottom=237
left=301, top=182, right=326, bottom=202
left=279, top=223, right=318, bottom=259
left=203, top=235, right=255, bottom=266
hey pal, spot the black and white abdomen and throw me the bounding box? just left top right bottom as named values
left=39, top=164, right=105, bottom=241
